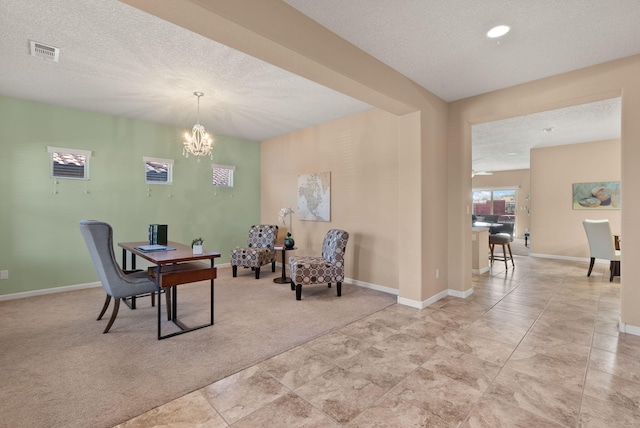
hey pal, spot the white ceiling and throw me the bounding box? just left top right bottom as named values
left=1, top=0, right=638, bottom=172
left=472, top=97, right=621, bottom=172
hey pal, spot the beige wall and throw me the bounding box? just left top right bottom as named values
left=449, top=54, right=640, bottom=329
left=531, top=139, right=621, bottom=258
left=472, top=169, right=531, bottom=238
left=261, top=108, right=400, bottom=290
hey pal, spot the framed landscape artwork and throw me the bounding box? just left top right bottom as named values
left=572, top=181, right=621, bottom=210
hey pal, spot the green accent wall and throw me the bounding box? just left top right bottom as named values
left=0, top=96, right=261, bottom=295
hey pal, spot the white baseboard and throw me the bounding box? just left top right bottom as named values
left=472, top=266, right=490, bottom=274
left=449, top=287, right=474, bottom=298
left=0, top=281, right=101, bottom=301
left=347, top=278, right=473, bottom=308
left=397, top=288, right=448, bottom=309
left=396, top=286, right=475, bottom=310
left=346, top=277, right=399, bottom=296
left=529, top=253, right=612, bottom=265
left=619, top=320, right=640, bottom=336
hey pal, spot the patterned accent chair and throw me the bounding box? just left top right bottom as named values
left=288, top=229, right=349, bottom=300
left=230, top=224, right=279, bottom=279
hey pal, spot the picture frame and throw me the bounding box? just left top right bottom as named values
left=572, top=181, right=621, bottom=210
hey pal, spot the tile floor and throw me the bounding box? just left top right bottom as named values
left=115, top=251, right=640, bottom=427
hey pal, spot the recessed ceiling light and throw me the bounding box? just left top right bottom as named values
left=487, top=25, right=510, bottom=38
left=543, top=127, right=554, bottom=133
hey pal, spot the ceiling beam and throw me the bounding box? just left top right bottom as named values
left=120, top=0, right=443, bottom=115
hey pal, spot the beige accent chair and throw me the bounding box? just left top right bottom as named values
left=583, top=219, right=620, bottom=281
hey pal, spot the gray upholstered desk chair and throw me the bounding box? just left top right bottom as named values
left=79, top=220, right=161, bottom=333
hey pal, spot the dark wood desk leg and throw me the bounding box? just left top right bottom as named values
left=211, top=259, right=215, bottom=325
left=157, top=285, right=162, bottom=340
left=121, top=249, right=139, bottom=309
left=130, top=254, right=138, bottom=308
left=171, top=286, right=177, bottom=322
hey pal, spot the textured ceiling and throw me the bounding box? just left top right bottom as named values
left=285, top=0, right=640, bottom=102
left=472, top=97, right=622, bottom=172
left=1, top=0, right=638, bottom=172
left=0, top=0, right=371, bottom=142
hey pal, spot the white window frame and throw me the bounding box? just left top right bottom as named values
left=212, top=164, right=235, bottom=187
left=472, top=186, right=519, bottom=221
left=144, top=156, right=174, bottom=185
left=47, top=146, right=91, bottom=180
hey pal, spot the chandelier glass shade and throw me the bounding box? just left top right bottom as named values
left=183, top=92, right=214, bottom=161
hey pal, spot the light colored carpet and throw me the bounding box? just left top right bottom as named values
left=0, top=266, right=396, bottom=428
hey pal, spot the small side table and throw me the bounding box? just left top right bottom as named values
left=273, top=245, right=296, bottom=284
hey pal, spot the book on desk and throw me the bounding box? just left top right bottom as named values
left=134, top=244, right=176, bottom=252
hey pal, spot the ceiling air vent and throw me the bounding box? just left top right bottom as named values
left=29, top=40, right=60, bottom=62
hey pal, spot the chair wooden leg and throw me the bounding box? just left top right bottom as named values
left=103, top=298, right=120, bottom=334
left=489, top=244, right=495, bottom=265
left=587, top=257, right=595, bottom=276
left=272, top=261, right=276, bottom=272
left=612, top=260, right=620, bottom=281
left=97, top=295, right=111, bottom=321
left=507, top=243, right=514, bottom=267
left=610, top=261, right=615, bottom=282
left=151, top=291, right=155, bottom=307
left=502, top=244, right=508, bottom=270
left=232, top=266, right=238, bottom=277
left=337, top=282, right=342, bottom=297
left=328, top=283, right=331, bottom=288
left=255, top=267, right=260, bottom=279
left=296, top=284, right=302, bottom=300
left=290, top=281, right=296, bottom=291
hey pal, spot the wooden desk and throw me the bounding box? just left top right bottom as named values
left=118, top=241, right=220, bottom=340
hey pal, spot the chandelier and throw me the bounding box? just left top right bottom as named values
left=183, top=92, right=214, bottom=161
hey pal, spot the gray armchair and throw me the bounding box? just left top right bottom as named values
left=289, top=229, right=349, bottom=300
left=79, top=220, right=161, bottom=333
left=230, top=224, right=279, bottom=279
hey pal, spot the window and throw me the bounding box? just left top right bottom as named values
left=212, top=164, right=235, bottom=187
left=472, top=188, right=517, bottom=222
left=48, top=146, right=91, bottom=180
left=144, top=157, right=173, bottom=184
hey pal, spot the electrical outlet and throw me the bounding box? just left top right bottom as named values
left=0, top=270, right=8, bottom=280
left=435, top=268, right=440, bottom=279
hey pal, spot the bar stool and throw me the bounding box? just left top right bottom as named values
left=489, top=233, right=514, bottom=269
